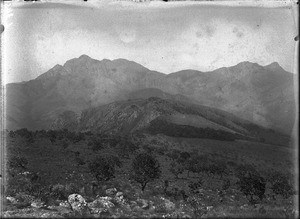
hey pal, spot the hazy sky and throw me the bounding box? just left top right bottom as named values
left=1, top=1, right=298, bottom=84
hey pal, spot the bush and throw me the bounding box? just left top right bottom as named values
left=268, top=171, right=294, bottom=199
left=88, top=137, right=105, bottom=151
left=166, top=187, right=188, bottom=201
left=207, top=160, right=227, bottom=177
left=189, top=179, right=203, bottom=194
left=169, top=161, right=185, bottom=179
left=131, top=153, right=161, bottom=191
left=88, top=156, right=117, bottom=182
left=236, top=164, right=266, bottom=204
left=8, top=156, right=28, bottom=172
left=61, top=139, right=69, bottom=149
left=50, top=184, right=67, bottom=200
left=186, top=155, right=210, bottom=176
left=65, top=183, right=80, bottom=196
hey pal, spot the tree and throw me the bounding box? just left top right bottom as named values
left=88, top=156, right=117, bottom=182
left=131, top=153, right=161, bottom=191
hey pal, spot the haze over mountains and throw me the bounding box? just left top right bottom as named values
left=6, top=55, right=295, bottom=137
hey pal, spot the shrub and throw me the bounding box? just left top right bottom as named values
left=169, top=161, right=185, bottom=179
left=6, top=173, right=33, bottom=196
left=15, top=128, right=32, bottom=139
left=186, top=155, right=210, bottom=176
left=207, top=160, right=227, bottom=178
left=8, top=156, right=28, bottom=172
left=131, top=153, right=161, bottom=191
left=179, top=151, right=191, bottom=162
left=61, top=139, right=69, bottom=149
left=268, top=171, right=294, bottom=199
left=65, top=183, right=80, bottom=196
left=50, top=184, right=67, bottom=200
left=88, top=137, right=105, bottom=151
left=8, top=131, right=15, bottom=138
left=236, top=164, right=266, bottom=204
left=47, top=130, right=57, bottom=144
left=88, top=156, right=116, bottom=182
left=188, top=179, right=203, bottom=194
left=166, top=187, right=188, bottom=201
left=115, top=139, right=138, bottom=158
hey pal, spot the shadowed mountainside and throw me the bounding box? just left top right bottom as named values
left=78, top=97, right=290, bottom=146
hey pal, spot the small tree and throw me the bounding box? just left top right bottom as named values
left=131, top=153, right=161, bottom=191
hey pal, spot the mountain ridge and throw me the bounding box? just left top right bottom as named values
left=6, top=55, right=296, bottom=136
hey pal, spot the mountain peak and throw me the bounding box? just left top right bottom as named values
left=52, top=64, right=63, bottom=70
left=78, top=54, right=93, bottom=61
left=265, top=62, right=284, bottom=71
left=36, top=64, right=64, bottom=80
left=236, top=61, right=260, bottom=68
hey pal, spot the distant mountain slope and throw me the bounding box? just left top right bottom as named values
left=6, top=55, right=296, bottom=135
left=79, top=97, right=290, bottom=146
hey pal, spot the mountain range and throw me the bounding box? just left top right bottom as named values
left=6, top=55, right=296, bottom=139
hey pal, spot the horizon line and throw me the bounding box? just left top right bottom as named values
left=5, top=54, right=291, bottom=85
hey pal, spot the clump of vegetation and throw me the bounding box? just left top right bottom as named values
left=8, top=156, right=28, bottom=173
left=88, top=155, right=122, bottom=183
left=268, top=171, right=294, bottom=199
left=131, top=153, right=161, bottom=191
left=88, top=136, right=105, bottom=151
left=189, top=179, right=203, bottom=194
left=236, top=164, right=266, bottom=204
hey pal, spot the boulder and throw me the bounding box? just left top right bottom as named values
left=31, top=200, right=46, bottom=209
left=137, top=198, right=149, bottom=209
left=68, top=194, right=89, bottom=215
left=6, top=197, right=18, bottom=204
left=88, top=196, right=115, bottom=214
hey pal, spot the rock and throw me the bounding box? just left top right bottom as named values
left=6, top=196, right=17, bottom=204
left=40, top=212, right=64, bottom=218
left=115, top=192, right=123, bottom=197
left=160, top=197, right=175, bottom=211
left=130, top=201, right=137, bottom=206
left=88, top=196, right=114, bottom=213
left=31, top=200, right=45, bottom=209
left=115, top=192, right=125, bottom=204
left=59, top=200, right=71, bottom=209
left=206, top=206, right=213, bottom=211
left=132, top=205, right=143, bottom=212
left=56, top=206, right=73, bottom=215
left=106, top=188, right=117, bottom=196
left=137, top=198, right=149, bottom=209
left=68, top=194, right=89, bottom=215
